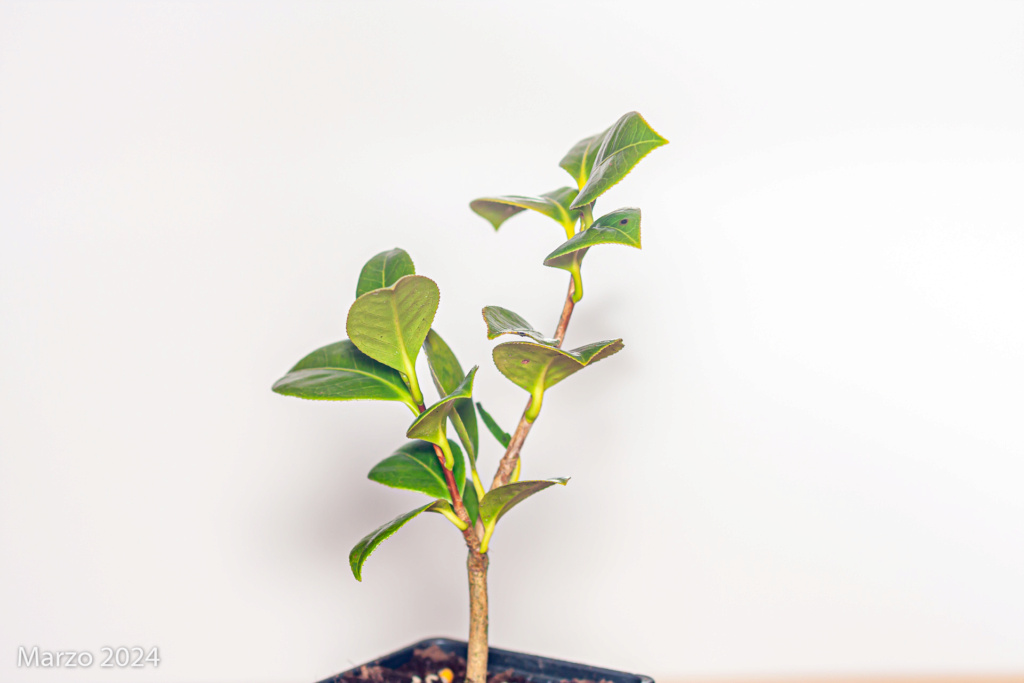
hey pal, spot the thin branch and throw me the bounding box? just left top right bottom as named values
left=553, top=277, right=577, bottom=345
left=490, top=277, right=576, bottom=490
left=414, top=401, right=480, bottom=550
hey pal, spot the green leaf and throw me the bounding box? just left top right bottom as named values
left=492, top=339, right=624, bottom=393
left=492, top=339, right=624, bottom=420
left=470, top=187, right=581, bottom=236
left=356, top=248, right=416, bottom=299
left=422, top=329, right=479, bottom=462
left=346, top=274, right=439, bottom=405
left=272, top=340, right=417, bottom=411
left=407, top=367, right=478, bottom=467
left=570, top=112, right=668, bottom=209
left=349, top=500, right=452, bottom=581
left=543, top=207, right=641, bottom=270
left=367, top=439, right=465, bottom=504
left=462, top=477, right=480, bottom=525
left=481, top=306, right=559, bottom=346
left=559, top=129, right=606, bottom=189
left=476, top=401, right=511, bottom=449
left=478, top=478, right=569, bottom=553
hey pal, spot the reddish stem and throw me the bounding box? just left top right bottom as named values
left=415, top=402, right=480, bottom=549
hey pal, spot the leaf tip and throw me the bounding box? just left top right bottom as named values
left=349, top=554, right=363, bottom=582
left=469, top=199, right=507, bottom=231
left=567, top=196, right=588, bottom=211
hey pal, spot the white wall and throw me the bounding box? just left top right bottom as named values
left=1, top=2, right=1022, bottom=682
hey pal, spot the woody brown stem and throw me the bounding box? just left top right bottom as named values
left=465, top=551, right=489, bottom=683
left=490, top=278, right=576, bottom=490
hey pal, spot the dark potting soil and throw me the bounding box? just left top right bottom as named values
left=335, top=644, right=610, bottom=683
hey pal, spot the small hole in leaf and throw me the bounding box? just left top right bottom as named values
left=619, top=218, right=628, bottom=225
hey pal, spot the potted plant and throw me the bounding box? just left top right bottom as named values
left=272, top=112, right=668, bottom=683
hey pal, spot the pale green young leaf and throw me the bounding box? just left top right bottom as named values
left=470, top=187, right=581, bottom=235
left=543, top=208, right=641, bottom=271
left=492, top=339, right=623, bottom=421
left=271, top=340, right=416, bottom=411
left=407, top=366, right=478, bottom=447
left=559, top=129, right=607, bottom=189
left=570, top=112, right=668, bottom=209
left=355, top=248, right=416, bottom=299
left=478, top=478, right=569, bottom=553
left=349, top=500, right=452, bottom=581
left=346, top=274, right=439, bottom=404
left=492, top=339, right=624, bottom=395
left=422, top=329, right=479, bottom=461
left=476, top=401, right=511, bottom=448
left=481, top=306, right=558, bottom=346
left=367, top=439, right=465, bottom=504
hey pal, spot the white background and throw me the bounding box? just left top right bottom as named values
left=2, top=2, right=1022, bottom=682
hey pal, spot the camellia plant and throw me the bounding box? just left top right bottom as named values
left=273, top=112, right=667, bottom=683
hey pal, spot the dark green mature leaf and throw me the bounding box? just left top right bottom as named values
left=346, top=274, right=439, bottom=405
left=476, top=401, right=511, bottom=448
left=493, top=339, right=623, bottom=420
left=423, top=329, right=479, bottom=462
left=367, top=439, right=465, bottom=504
left=349, top=500, right=452, bottom=581
left=470, top=187, right=581, bottom=236
left=272, top=340, right=417, bottom=411
left=543, top=207, right=641, bottom=270
left=478, top=478, right=569, bottom=553
left=559, top=129, right=606, bottom=189
left=482, top=306, right=558, bottom=346
left=407, top=367, right=478, bottom=468
left=355, top=248, right=416, bottom=299
left=570, top=112, right=668, bottom=209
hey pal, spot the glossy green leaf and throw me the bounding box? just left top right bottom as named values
left=346, top=274, right=439, bottom=405
left=470, top=187, right=581, bottom=236
left=543, top=207, right=641, bottom=271
left=349, top=500, right=452, bottom=581
left=422, top=329, right=479, bottom=462
left=407, top=367, right=478, bottom=467
left=462, top=477, right=479, bottom=525
left=478, top=478, right=569, bottom=553
left=476, top=401, right=511, bottom=449
left=559, top=129, right=606, bottom=189
left=355, top=248, right=416, bottom=299
left=272, top=340, right=416, bottom=411
left=367, top=439, right=465, bottom=504
left=570, top=112, right=668, bottom=209
left=481, top=306, right=558, bottom=346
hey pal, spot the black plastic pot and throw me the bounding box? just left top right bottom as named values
left=316, top=637, right=654, bottom=683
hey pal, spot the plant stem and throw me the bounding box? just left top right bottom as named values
left=553, top=277, right=577, bottom=345
left=414, top=401, right=479, bottom=547
left=413, top=414, right=485, bottom=682
left=466, top=550, right=489, bottom=683
left=489, top=277, right=576, bottom=489
left=428, top=441, right=478, bottom=545
left=469, top=237, right=584, bottom=680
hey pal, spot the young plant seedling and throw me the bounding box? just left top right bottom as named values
left=273, top=112, right=667, bottom=683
